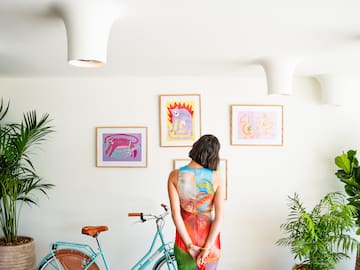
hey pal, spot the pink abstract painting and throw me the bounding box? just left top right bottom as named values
left=231, top=105, right=283, bottom=146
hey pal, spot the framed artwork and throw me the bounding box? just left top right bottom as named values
left=173, top=159, right=228, bottom=200
left=159, top=94, right=201, bottom=147
left=96, top=126, right=148, bottom=168
left=231, top=104, right=283, bottom=146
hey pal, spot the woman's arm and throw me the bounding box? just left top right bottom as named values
left=167, top=169, right=200, bottom=259
left=197, top=171, right=224, bottom=265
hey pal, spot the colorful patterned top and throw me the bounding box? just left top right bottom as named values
left=174, top=165, right=221, bottom=270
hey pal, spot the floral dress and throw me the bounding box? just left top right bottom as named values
left=174, top=165, right=221, bottom=270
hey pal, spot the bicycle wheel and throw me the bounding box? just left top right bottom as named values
left=37, top=249, right=100, bottom=270
left=153, top=254, right=177, bottom=270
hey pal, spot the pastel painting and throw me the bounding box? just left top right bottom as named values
left=166, top=101, right=196, bottom=142
left=236, top=110, right=278, bottom=140
left=102, top=133, right=142, bottom=162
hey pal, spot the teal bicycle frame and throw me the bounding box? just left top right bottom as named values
left=131, top=215, right=175, bottom=270
left=36, top=204, right=177, bottom=270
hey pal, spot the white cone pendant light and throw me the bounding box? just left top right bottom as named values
left=261, top=57, right=301, bottom=95
left=54, top=0, right=120, bottom=67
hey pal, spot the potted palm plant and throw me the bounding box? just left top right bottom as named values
left=276, top=192, right=359, bottom=270
left=0, top=99, right=54, bottom=270
left=335, top=149, right=360, bottom=270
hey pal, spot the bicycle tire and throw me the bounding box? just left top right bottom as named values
left=153, top=254, right=177, bottom=270
left=37, top=249, right=100, bottom=270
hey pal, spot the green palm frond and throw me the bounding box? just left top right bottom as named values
left=0, top=99, right=9, bottom=121
left=0, top=99, right=54, bottom=243
left=277, top=192, right=360, bottom=270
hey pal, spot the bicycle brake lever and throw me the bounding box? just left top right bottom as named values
left=161, top=204, right=168, bottom=212
left=140, top=213, right=146, bottom=223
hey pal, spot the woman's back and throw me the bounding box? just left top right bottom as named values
left=174, top=165, right=221, bottom=270
left=177, top=165, right=215, bottom=215
left=168, top=134, right=223, bottom=270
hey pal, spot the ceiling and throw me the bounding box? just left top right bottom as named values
left=1, top=0, right=360, bottom=78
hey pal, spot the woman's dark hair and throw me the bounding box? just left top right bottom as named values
left=189, top=134, right=220, bottom=170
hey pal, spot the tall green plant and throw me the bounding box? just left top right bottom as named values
left=277, top=192, right=359, bottom=270
left=335, top=150, right=360, bottom=233
left=0, top=99, right=54, bottom=244
left=335, top=150, right=360, bottom=270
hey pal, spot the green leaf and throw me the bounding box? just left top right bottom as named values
left=0, top=100, right=55, bottom=244
left=355, top=168, right=360, bottom=183
left=335, top=153, right=351, bottom=174
left=344, top=185, right=357, bottom=197
left=347, top=150, right=357, bottom=163
left=277, top=192, right=359, bottom=269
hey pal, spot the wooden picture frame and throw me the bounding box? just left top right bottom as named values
left=231, top=104, right=283, bottom=146
left=96, top=126, right=148, bottom=168
left=159, top=94, right=201, bottom=147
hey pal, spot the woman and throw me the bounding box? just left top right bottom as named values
left=168, top=134, right=224, bottom=270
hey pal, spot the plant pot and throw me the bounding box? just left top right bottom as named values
left=356, top=253, right=360, bottom=270
left=292, top=264, right=309, bottom=270
left=0, top=236, right=35, bottom=270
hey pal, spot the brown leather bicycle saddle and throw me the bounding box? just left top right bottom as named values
left=81, top=226, right=109, bottom=237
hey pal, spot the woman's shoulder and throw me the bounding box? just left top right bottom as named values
left=169, top=168, right=179, bottom=177
left=212, top=170, right=222, bottom=187
left=168, top=169, right=179, bottom=184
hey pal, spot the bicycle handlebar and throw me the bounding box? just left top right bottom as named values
left=128, top=213, right=142, bottom=217
left=128, top=204, right=169, bottom=223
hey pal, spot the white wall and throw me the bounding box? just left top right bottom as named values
left=0, top=76, right=359, bottom=270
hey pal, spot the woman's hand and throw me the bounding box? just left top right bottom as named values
left=196, top=248, right=210, bottom=267
left=187, top=244, right=201, bottom=261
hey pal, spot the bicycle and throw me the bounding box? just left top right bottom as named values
left=36, top=204, right=178, bottom=270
